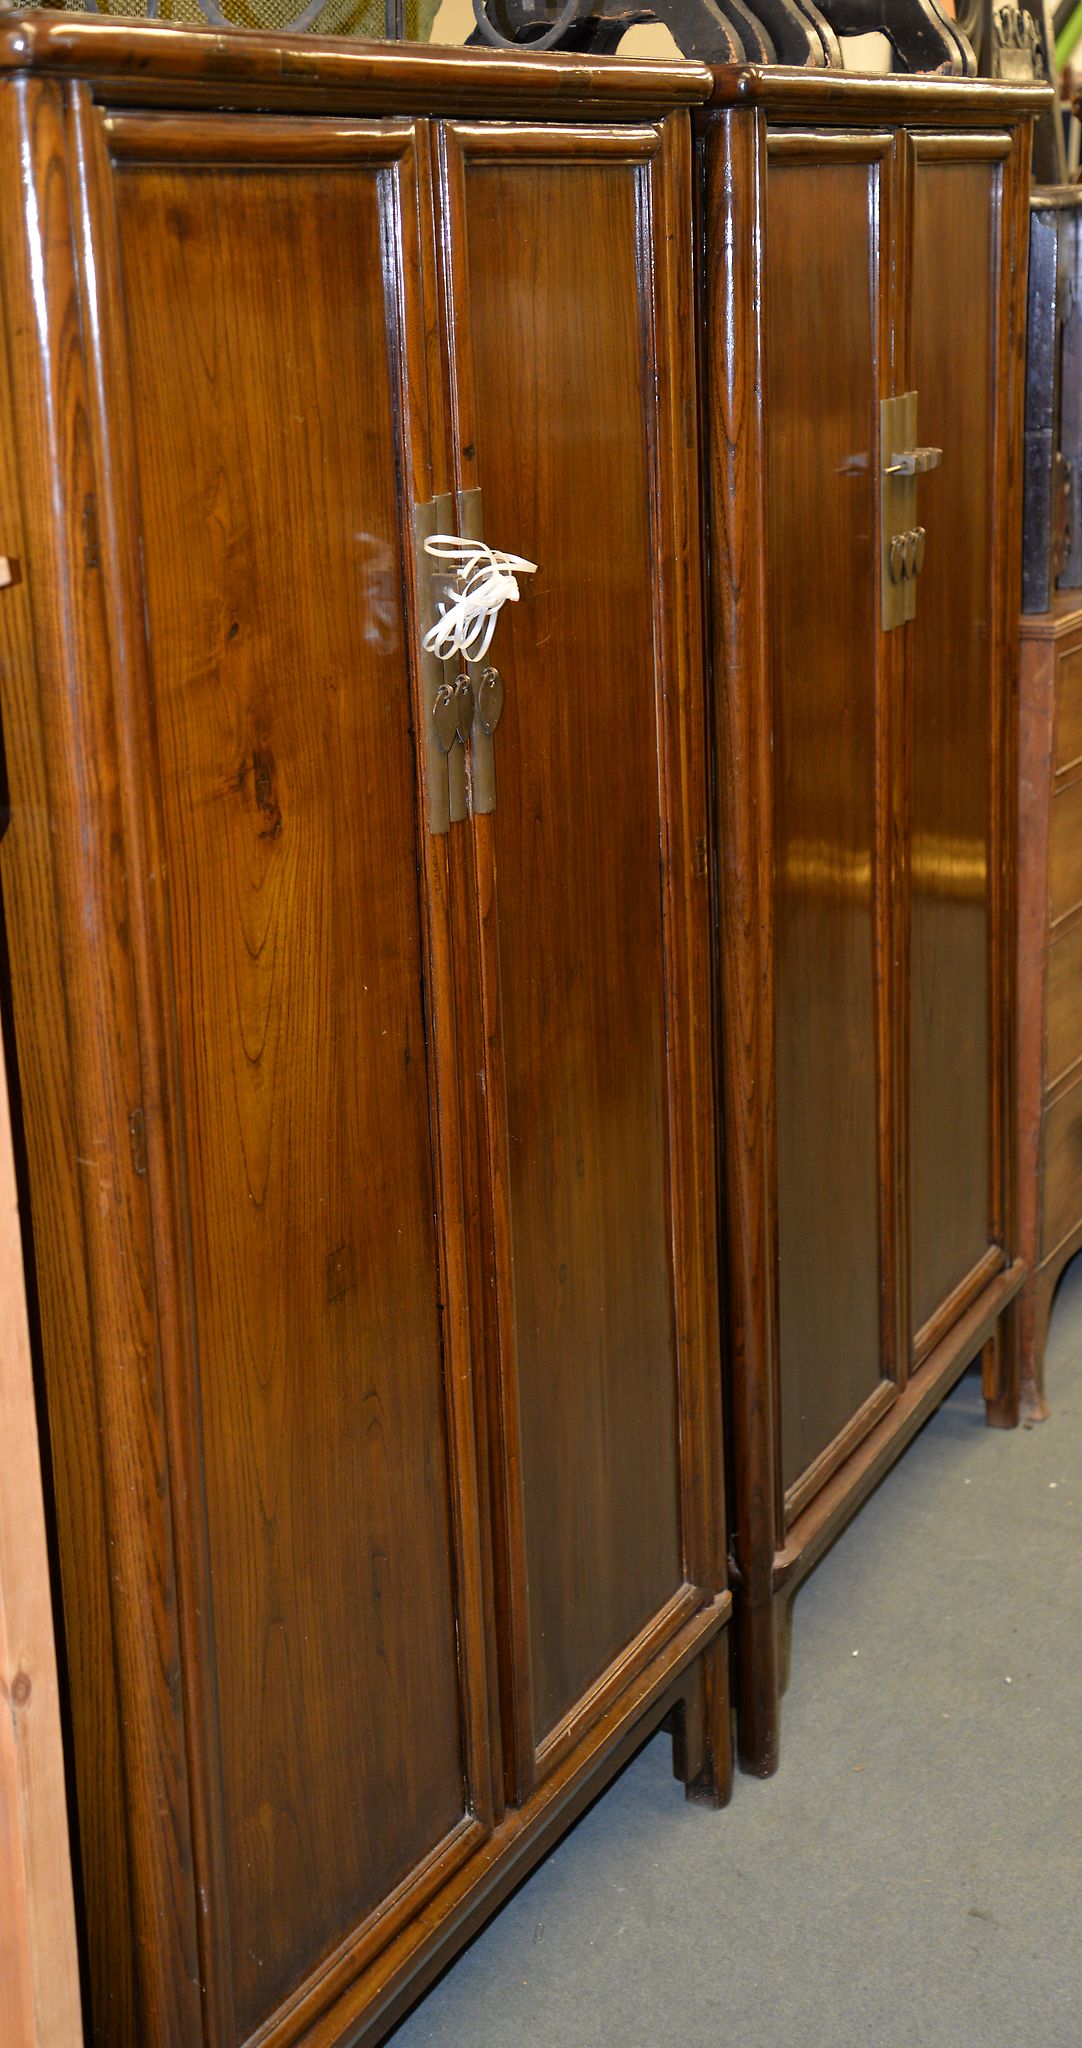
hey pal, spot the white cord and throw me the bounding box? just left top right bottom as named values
left=423, top=535, right=537, bottom=664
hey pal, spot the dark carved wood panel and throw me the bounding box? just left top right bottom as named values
left=113, top=138, right=471, bottom=2039
left=908, top=150, right=1000, bottom=1341
left=441, top=125, right=689, bottom=1755
left=763, top=147, right=889, bottom=1499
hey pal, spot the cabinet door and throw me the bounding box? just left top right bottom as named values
left=434, top=117, right=722, bottom=1796
left=68, top=107, right=492, bottom=2048
left=760, top=131, right=898, bottom=1518
left=906, top=133, right=1017, bottom=1361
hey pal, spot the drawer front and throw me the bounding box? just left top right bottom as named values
left=1050, top=774, right=1082, bottom=925
left=1055, top=639, right=1082, bottom=773
left=1042, top=1072, right=1082, bottom=1258
left=1047, top=917, right=1082, bottom=1087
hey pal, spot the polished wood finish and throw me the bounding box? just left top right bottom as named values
left=763, top=130, right=893, bottom=1503
left=0, top=28, right=728, bottom=2048
left=0, top=13, right=712, bottom=113
left=1016, top=595, right=1082, bottom=1419
left=436, top=115, right=723, bottom=1798
left=906, top=136, right=1011, bottom=1355
left=702, top=73, right=1034, bottom=1775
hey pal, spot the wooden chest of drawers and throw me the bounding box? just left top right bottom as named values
left=1017, top=596, right=1082, bottom=1416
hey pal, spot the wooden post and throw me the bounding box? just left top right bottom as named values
left=0, top=1034, right=84, bottom=2047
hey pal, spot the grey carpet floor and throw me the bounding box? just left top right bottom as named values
left=389, top=1259, right=1082, bottom=2048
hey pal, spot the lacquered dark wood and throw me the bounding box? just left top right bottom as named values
left=701, top=74, right=1034, bottom=1775
left=0, top=13, right=712, bottom=115
left=705, top=60, right=1050, bottom=118
left=763, top=131, right=893, bottom=1502
left=100, top=114, right=495, bottom=2046
left=0, top=36, right=732, bottom=2048
left=906, top=137, right=1008, bottom=1352
left=701, top=104, right=781, bottom=1779
left=437, top=114, right=724, bottom=1788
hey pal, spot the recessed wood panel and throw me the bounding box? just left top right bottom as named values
left=908, top=151, right=999, bottom=1338
left=448, top=133, right=685, bottom=1748
left=764, top=153, right=887, bottom=1498
left=113, top=143, right=467, bottom=2038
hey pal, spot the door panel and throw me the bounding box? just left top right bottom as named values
left=437, top=119, right=715, bottom=1773
left=762, top=137, right=894, bottom=1506
left=106, top=118, right=484, bottom=2043
left=907, top=137, right=1008, bottom=1355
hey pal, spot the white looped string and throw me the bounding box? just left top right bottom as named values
left=423, top=536, right=537, bottom=664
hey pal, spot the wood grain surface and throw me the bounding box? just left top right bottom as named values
left=907, top=143, right=1003, bottom=1348
left=112, top=129, right=479, bottom=2040
left=0, top=48, right=730, bottom=2048
left=437, top=115, right=722, bottom=1783
left=763, top=139, right=890, bottom=1498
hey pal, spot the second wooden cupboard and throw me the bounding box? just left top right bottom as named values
left=701, top=67, right=1042, bottom=1776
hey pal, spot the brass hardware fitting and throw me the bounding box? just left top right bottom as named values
left=881, top=394, right=940, bottom=631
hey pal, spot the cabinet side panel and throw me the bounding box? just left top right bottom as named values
left=450, top=141, right=684, bottom=1747
left=114, top=157, right=468, bottom=2039
left=908, top=156, right=997, bottom=1338
left=764, top=154, right=886, bottom=1497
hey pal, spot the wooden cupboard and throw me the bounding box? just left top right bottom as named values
left=0, top=23, right=729, bottom=2048
left=701, top=67, right=1043, bottom=1776
left=1016, top=595, right=1082, bottom=1420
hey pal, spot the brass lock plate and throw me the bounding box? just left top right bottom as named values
left=881, top=391, right=918, bottom=633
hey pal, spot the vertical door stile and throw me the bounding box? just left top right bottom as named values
left=704, top=102, right=783, bottom=1777
left=643, top=115, right=726, bottom=1612
left=403, top=117, right=498, bottom=1841
left=430, top=117, right=538, bottom=1808
left=65, top=82, right=231, bottom=2048
left=0, top=75, right=205, bottom=2047
left=880, top=125, right=909, bottom=1397
left=986, top=118, right=1032, bottom=1420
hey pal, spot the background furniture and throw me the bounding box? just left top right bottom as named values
left=702, top=66, right=1043, bottom=1776
left=0, top=1012, right=84, bottom=2048
left=0, top=25, right=728, bottom=2047
left=1017, top=595, right=1082, bottom=1418
left=1022, top=190, right=1077, bottom=614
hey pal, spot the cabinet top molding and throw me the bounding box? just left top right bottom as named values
left=0, top=14, right=714, bottom=115
left=703, top=61, right=1051, bottom=117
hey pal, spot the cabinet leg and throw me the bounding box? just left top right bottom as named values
left=1016, top=1267, right=1053, bottom=1427
left=735, top=1585, right=781, bottom=1779
left=983, top=1306, right=1027, bottom=1431
left=671, top=1633, right=733, bottom=1809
